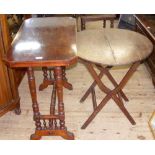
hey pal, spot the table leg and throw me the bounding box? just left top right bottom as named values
left=27, top=67, right=42, bottom=140
left=39, top=67, right=73, bottom=91
left=39, top=67, right=54, bottom=91
left=110, top=19, right=114, bottom=28
left=27, top=67, right=74, bottom=140
left=81, top=62, right=140, bottom=129
left=53, top=66, right=74, bottom=139
left=91, top=88, right=97, bottom=110
left=103, top=20, right=106, bottom=28
left=62, top=67, right=73, bottom=90
left=14, top=96, right=21, bottom=115
left=81, top=19, right=86, bottom=30
left=80, top=64, right=128, bottom=103
left=49, top=82, right=56, bottom=129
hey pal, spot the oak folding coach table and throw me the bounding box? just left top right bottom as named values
left=4, top=17, right=78, bottom=140
left=77, top=29, right=153, bottom=129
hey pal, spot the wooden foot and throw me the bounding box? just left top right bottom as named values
left=152, top=77, right=155, bottom=88
left=115, top=101, right=136, bottom=125
left=31, top=130, right=74, bottom=140
left=30, top=134, right=42, bottom=140
left=59, top=130, right=74, bottom=140
left=81, top=93, right=110, bottom=129
left=14, top=108, right=21, bottom=115
left=14, top=99, right=21, bottom=115
left=63, top=81, right=73, bottom=90
left=39, top=80, right=53, bottom=91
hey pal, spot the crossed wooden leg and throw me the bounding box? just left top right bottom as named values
left=80, top=61, right=140, bottom=129
left=80, top=65, right=129, bottom=103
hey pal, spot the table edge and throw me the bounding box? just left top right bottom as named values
left=3, top=56, right=78, bottom=68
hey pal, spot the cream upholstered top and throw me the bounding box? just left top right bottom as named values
left=77, top=29, right=153, bottom=66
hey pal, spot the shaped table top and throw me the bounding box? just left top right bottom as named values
left=5, top=17, right=78, bottom=67
left=77, top=28, right=153, bottom=66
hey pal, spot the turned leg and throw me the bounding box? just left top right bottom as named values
left=54, top=66, right=74, bottom=139
left=39, top=67, right=53, bottom=91
left=54, top=67, right=66, bottom=130
left=14, top=98, right=21, bottom=115
left=76, top=16, right=80, bottom=32
left=81, top=19, right=86, bottom=30
left=43, top=67, right=48, bottom=80
left=13, top=82, right=21, bottom=115
left=39, top=67, right=72, bottom=91
left=62, top=67, right=73, bottom=90
left=39, top=67, right=48, bottom=91
left=103, top=20, right=106, bottom=28
left=49, top=82, right=56, bottom=129
left=50, top=83, right=56, bottom=115
left=27, top=67, right=42, bottom=140
left=110, top=19, right=114, bottom=28
left=152, top=75, right=155, bottom=88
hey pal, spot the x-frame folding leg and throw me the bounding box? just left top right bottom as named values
left=81, top=61, right=140, bottom=129
left=80, top=65, right=129, bottom=103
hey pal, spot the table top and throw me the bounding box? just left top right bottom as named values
left=5, top=17, right=78, bottom=67
left=77, top=28, right=153, bottom=66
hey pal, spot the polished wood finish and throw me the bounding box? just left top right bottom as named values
left=27, top=67, right=42, bottom=131
left=0, top=15, right=21, bottom=116
left=78, top=29, right=153, bottom=129
left=39, top=67, right=53, bottom=91
left=4, top=17, right=77, bottom=140
left=80, top=14, right=116, bottom=30
left=0, top=62, right=154, bottom=140
left=80, top=61, right=140, bottom=129
left=39, top=67, right=73, bottom=91
left=36, top=14, right=79, bottom=31
left=135, top=15, right=155, bottom=86
left=28, top=66, right=74, bottom=140
left=80, top=66, right=129, bottom=103
left=5, top=17, right=77, bottom=67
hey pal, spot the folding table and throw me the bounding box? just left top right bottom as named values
left=77, top=29, right=153, bottom=129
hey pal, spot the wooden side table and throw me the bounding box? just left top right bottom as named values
left=77, top=29, right=153, bottom=129
left=4, top=17, right=78, bottom=140
left=80, top=14, right=116, bottom=30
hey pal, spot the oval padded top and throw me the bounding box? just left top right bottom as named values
left=77, top=29, right=153, bottom=66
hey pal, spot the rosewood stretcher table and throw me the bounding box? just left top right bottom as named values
left=4, top=17, right=78, bottom=140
